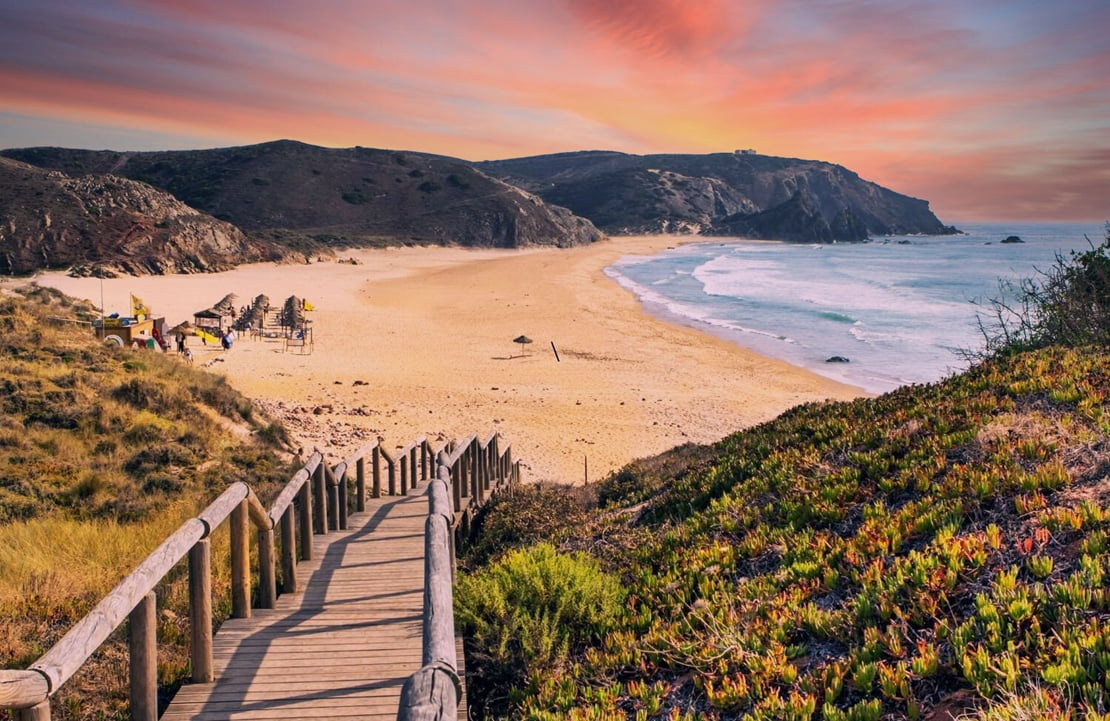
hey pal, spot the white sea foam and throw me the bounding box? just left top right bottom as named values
left=606, top=222, right=1102, bottom=394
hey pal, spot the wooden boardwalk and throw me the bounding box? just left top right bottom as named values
left=162, top=491, right=463, bottom=720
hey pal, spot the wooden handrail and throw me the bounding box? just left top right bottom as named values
left=0, top=431, right=516, bottom=720
left=0, top=450, right=324, bottom=717
left=398, top=432, right=519, bottom=721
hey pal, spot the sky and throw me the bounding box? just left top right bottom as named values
left=0, top=0, right=1107, bottom=223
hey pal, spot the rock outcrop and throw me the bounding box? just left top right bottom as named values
left=0, top=158, right=282, bottom=276
left=479, top=150, right=959, bottom=242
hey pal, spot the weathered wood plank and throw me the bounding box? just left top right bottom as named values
left=161, top=493, right=431, bottom=720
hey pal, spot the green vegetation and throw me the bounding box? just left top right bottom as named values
left=341, top=189, right=370, bottom=204
left=418, top=180, right=441, bottom=193
left=457, top=229, right=1110, bottom=719
left=456, top=544, right=626, bottom=714
left=0, top=286, right=296, bottom=719
left=447, top=173, right=471, bottom=190
left=975, top=227, right=1110, bottom=355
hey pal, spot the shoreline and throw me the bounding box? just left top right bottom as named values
left=25, top=236, right=864, bottom=484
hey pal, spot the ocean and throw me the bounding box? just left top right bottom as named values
left=605, top=222, right=1105, bottom=394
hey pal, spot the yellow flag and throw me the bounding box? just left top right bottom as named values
left=130, top=294, right=150, bottom=318
left=303, top=300, right=315, bottom=311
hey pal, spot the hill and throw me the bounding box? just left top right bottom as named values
left=1, top=141, right=603, bottom=255
left=479, top=150, right=958, bottom=241
left=0, top=286, right=296, bottom=718
left=458, top=343, right=1110, bottom=719
left=0, top=157, right=283, bottom=276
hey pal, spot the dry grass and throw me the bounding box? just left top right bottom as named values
left=0, top=287, right=294, bottom=719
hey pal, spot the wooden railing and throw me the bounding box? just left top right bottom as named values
left=397, top=433, right=519, bottom=721
left=0, top=432, right=518, bottom=721
left=0, top=449, right=326, bottom=720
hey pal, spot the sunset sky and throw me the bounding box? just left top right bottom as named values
left=1, top=0, right=1107, bottom=222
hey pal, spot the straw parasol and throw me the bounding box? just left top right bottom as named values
left=513, top=335, right=533, bottom=357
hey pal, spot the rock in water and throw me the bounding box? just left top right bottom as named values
left=825, top=356, right=851, bottom=363
left=1001, top=235, right=1024, bottom=244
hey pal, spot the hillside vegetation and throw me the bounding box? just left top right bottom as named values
left=457, top=233, right=1110, bottom=720
left=0, top=286, right=295, bottom=719
left=2, top=141, right=603, bottom=259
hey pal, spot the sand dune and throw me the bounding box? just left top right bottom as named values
left=28, top=237, right=863, bottom=484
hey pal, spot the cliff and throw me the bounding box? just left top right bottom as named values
left=479, top=150, right=958, bottom=241
left=0, top=158, right=282, bottom=276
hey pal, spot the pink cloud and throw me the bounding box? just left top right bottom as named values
left=0, top=1, right=1105, bottom=220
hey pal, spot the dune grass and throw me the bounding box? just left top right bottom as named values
left=0, top=286, right=295, bottom=719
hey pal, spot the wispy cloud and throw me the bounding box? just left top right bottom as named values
left=0, top=0, right=1105, bottom=220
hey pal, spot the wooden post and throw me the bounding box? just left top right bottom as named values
left=471, top=443, right=481, bottom=503
left=420, top=442, right=428, bottom=480
left=458, top=453, right=466, bottom=499
left=230, top=500, right=251, bottom=619
left=258, top=527, right=276, bottom=609
left=397, top=665, right=458, bottom=721
left=129, top=592, right=157, bottom=721
left=17, top=701, right=50, bottom=721
left=326, top=470, right=339, bottom=532
left=491, top=436, right=500, bottom=484
left=297, top=484, right=313, bottom=561
left=280, top=506, right=298, bottom=594
left=400, top=455, right=409, bottom=495
left=313, top=463, right=328, bottom=534
left=372, top=446, right=382, bottom=498
left=387, top=456, right=397, bottom=496
left=441, top=452, right=460, bottom=514
left=337, top=469, right=349, bottom=530
left=189, top=539, right=213, bottom=683
left=410, top=446, right=418, bottom=487
left=356, top=457, right=366, bottom=512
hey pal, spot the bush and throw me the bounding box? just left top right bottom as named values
left=462, top=483, right=595, bottom=567
left=341, top=190, right=369, bottom=205
left=455, top=543, right=625, bottom=714
left=975, top=225, right=1110, bottom=355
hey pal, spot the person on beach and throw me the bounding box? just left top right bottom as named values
left=183, top=347, right=193, bottom=364
left=221, top=332, right=231, bottom=351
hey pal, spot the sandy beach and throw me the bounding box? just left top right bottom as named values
left=27, top=237, right=864, bottom=483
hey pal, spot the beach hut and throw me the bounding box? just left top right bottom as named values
left=192, top=303, right=230, bottom=334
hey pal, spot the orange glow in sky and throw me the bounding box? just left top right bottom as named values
left=0, top=0, right=1107, bottom=221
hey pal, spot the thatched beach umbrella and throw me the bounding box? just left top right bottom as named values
left=513, top=335, right=533, bottom=357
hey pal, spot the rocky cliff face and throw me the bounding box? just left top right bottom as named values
left=3, top=141, right=603, bottom=250
left=479, top=151, right=958, bottom=241
left=0, top=158, right=282, bottom=276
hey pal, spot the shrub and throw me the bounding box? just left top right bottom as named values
left=341, top=190, right=369, bottom=205
left=446, top=173, right=470, bottom=189
left=417, top=181, right=440, bottom=193
left=462, top=483, right=595, bottom=567
left=455, top=543, right=625, bottom=713
left=974, top=225, right=1110, bottom=355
